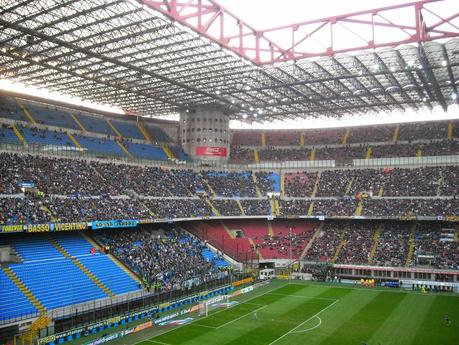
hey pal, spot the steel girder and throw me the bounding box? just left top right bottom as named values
left=0, top=0, right=458, bottom=123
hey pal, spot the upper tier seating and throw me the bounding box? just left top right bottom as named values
left=75, top=113, right=116, bottom=136
left=0, top=98, right=29, bottom=122
left=110, top=119, right=144, bottom=140
left=144, top=124, right=172, bottom=143
left=75, top=135, right=125, bottom=157
left=25, top=103, right=80, bottom=130
left=125, top=142, right=168, bottom=160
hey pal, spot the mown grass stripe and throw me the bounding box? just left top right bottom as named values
left=410, top=295, right=459, bottom=345
left=318, top=291, right=406, bottom=345
left=151, top=284, right=309, bottom=344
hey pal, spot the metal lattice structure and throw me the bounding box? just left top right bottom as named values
left=0, top=0, right=458, bottom=122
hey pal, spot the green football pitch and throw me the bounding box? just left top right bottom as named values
left=102, top=280, right=459, bottom=345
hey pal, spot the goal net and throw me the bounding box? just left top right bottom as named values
left=199, top=294, right=230, bottom=317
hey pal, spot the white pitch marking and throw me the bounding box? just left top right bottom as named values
left=291, top=315, right=322, bottom=333
left=268, top=299, right=339, bottom=345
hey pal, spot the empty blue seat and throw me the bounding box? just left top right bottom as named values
left=0, top=270, right=38, bottom=321
left=25, top=103, right=79, bottom=130
left=125, top=142, right=168, bottom=160
left=110, top=120, right=144, bottom=140
left=75, top=135, right=125, bottom=157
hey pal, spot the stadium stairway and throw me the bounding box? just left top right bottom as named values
left=365, top=147, right=372, bottom=159
left=252, top=173, right=262, bottom=198
left=309, top=146, right=315, bottom=161
left=247, top=238, right=263, bottom=260
left=16, top=100, right=36, bottom=124
left=221, top=221, right=236, bottom=239
left=267, top=221, right=274, bottom=237
left=405, top=225, right=416, bottom=267
left=12, top=123, right=27, bottom=145
left=106, top=119, right=123, bottom=138
left=67, top=132, right=82, bottom=148
left=261, top=131, right=267, bottom=148
left=368, top=225, right=382, bottom=265
left=417, top=144, right=423, bottom=157
left=342, top=128, right=350, bottom=144
left=307, top=202, right=314, bottom=216
left=332, top=225, right=349, bottom=263
left=202, top=178, right=217, bottom=197
left=1, top=267, right=46, bottom=314
left=353, top=201, right=364, bottom=216
left=269, top=199, right=280, bottom=216
left=82, top=233, right=142, bottom=285
left=378, top=187, right=384, bottom=197
left=236, top=199, right=245, bottom=215
left=205, top=198, right=221, bottom=216
left=69, top=112, right=87, bottom=132
left=253, top=148, right=260, bottom=163
left=47, top=236, right=115, bottom=298
left=162, top=144, right=175, bottom=159
left=344, top=177, right=355, bottom=196
left=448, top=122, right=453, bottom=140
left=39, top=205, right=58, bottom=222
left=393, top=125, right=400, bottom=143
left=311, top=172, right=321, bottom=197
left=22, top=314, right=53, bottom=345
left=299, top=224, right=323, bottom=260
left=137, top=120, right=152, bottom=143
left=115, top=140, right=134, bottom=159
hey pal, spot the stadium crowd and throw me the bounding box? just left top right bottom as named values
left=95, top=227, right=226, bottom=292
left=0, top=152, right=458, bottom=224
left=229, top=140, right=459, bottom=162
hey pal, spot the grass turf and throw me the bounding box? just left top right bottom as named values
left=92, top=280, right=459, bottom=345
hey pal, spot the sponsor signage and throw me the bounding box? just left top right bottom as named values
left=92, top=219, right=138, bottom=229
left=195, top=146, right=227, bottom=157
left=0, top=222, right=87, bottom=233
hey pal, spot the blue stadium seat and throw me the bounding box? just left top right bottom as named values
left=20, top=127, right=75, bottom=147
left=0, top=125, right=21, bottom=145
left=55, top=233, right=140, bottom=295
left=25, top=103, right=79, bottom=130
left=0, top=97, right=29, bottom=122
left=75, top=113, right=116, bottom=136
left=201, top=248, right=229, bottom=268
left=10, top=260, right=107, bottom=309
left=0, top=269, right=38, bottom=321
left=110, top=120, right=144, bottom=140
left=145, top=124, right=172, bottom=143
left=75, top=135, right=125, bottom=157
left=125, top=142, right=168, bottom=160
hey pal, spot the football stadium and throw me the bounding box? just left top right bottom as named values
left=0, top=0, right=459, bottom=344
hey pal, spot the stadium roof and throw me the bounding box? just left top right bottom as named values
left=0, top=0, right=458, bottom=122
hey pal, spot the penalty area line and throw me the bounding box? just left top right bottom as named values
left=146, top=340, right=172, bottom=345
left=268, top=299, right=339, bottom=345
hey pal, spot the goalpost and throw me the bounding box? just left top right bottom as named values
left=199, top=294, right=231, bottom=317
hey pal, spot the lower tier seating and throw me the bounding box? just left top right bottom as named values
left=0, top=232, right=141, bottom=321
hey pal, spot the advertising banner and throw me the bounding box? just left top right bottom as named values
left=195, top=146, right=227, bottom=157
left=92, top=219, right=138, bottom=230
left=0, top=222, right=87, bottom=233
